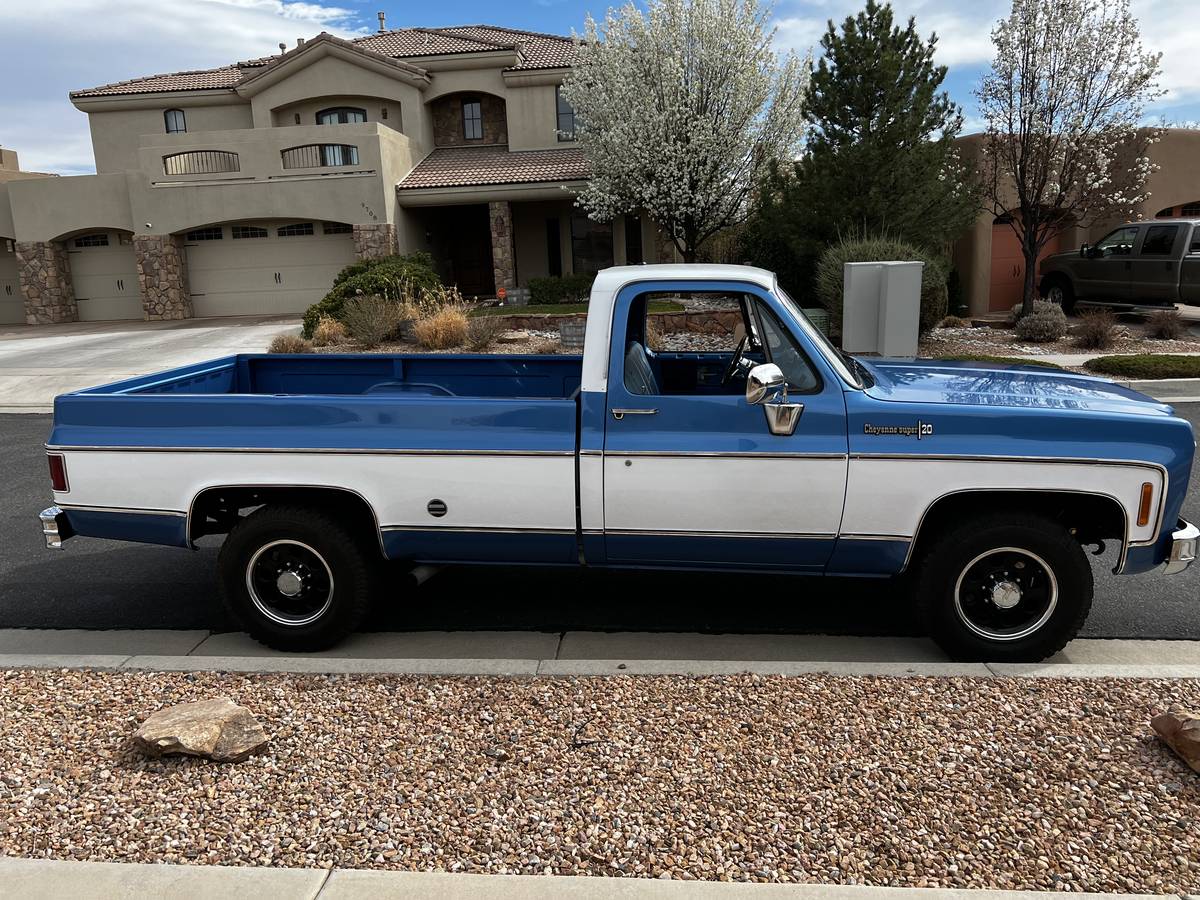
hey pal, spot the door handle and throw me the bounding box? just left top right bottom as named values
left=611, top=408, right=658, bottom=420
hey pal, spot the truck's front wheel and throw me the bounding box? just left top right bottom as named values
left=914, top=513, right=1092, bottom=662
left=1041, top=277, right=1076, bottom=314
left=217, top=505, right=375, bottom=651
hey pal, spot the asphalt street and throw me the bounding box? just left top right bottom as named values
left=1, top=409, right=1196, bottom=638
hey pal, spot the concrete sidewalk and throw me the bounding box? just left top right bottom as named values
left=0, top=858, right=1171, bottom=900
left=1, top=630, right=1199, bottom=678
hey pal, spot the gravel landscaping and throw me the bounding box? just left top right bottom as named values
left=2, top=669, right=1199, bottom=891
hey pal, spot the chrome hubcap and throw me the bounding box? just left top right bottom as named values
left=990, top=580, right=1022, bottom=609
left=245, top=539, right=335, bottom=627
left=276, top=570, right=304, bottom=597
left=954, top=547, right=1058, bottom=642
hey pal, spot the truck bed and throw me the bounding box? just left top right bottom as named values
left=50, top=353, right=583, bottom=453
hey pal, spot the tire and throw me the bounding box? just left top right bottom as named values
left=1042, top=278, right=1076, bottom=314
left=913, top=512, right=1092, bottom=662
left=217, top=505, right=377, bottom=652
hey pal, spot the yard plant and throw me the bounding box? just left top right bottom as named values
left=1146, top=309, right=1186, bottom=340
left=1013, top=301, right=1067, bottom=343
left=1084, top=354, right=1200, bottom=379
left=302, top=253, right=441, bottom=338
left=1072, top=309, right=1117, bottom=350
left=527, top=274, right=595, bottom=305
left=814, top=234, right=947, bottom=335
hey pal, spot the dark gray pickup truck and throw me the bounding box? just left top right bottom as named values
left=1039, top=218, right=1200, bottom=312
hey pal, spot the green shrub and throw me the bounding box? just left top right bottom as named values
left=814, top=235, right=948, bottom=335
left=302, top=253, right=441, bottom=337
left=527, top=273, right=595, bottom=305
left=1013, top=301, right=1067, bottom=343
left=1084, top=354, right=1200, bottom=379
left=1146, top=309, right=1185, bottom=340
left=1072, top=309, right=1116, bottom=350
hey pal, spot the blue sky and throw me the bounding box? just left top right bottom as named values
left=1, top=0, right=1195, bottom=175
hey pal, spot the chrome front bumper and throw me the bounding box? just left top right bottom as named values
left=1163, top=518, right=1199, bottom=575
left=39, top=506, right=74, bottom=550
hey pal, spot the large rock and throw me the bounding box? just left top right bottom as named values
left=134, top=698, right=268, bottom=763
left=1151, top=709, right=1200, bottom=773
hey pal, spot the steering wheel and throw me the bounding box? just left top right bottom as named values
left=721, top=333, right=749, bottom=387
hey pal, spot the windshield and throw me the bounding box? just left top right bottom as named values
left=774, top=286, right=867, bottom=389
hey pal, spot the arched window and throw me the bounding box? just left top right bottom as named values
left=316, top=107, right=366, bottom=125
left=164, top=109, right=186, bottom=134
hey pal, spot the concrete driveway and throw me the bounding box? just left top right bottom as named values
left=0, top=315, right=301, bottom=412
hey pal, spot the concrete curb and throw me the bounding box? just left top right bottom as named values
left=3, top=652, right=1199, bottom=679
left=0, top=858, right=1172, bottom=900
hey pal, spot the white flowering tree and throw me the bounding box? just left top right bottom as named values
left=976, top=0, right=1163, bottom=314
left=560, top=0, right=808, bottom=262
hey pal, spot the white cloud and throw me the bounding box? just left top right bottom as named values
left=772, top=0, right=1200, bottom=121
left=0, top=0, right=366, bottom=174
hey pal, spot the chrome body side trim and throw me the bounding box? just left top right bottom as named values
left=604, top=528, right=836, bottom=540
left=839, top=533, right=913, bottom=542
left=380, top=525, right=576, bottom=535
left=46, top=445, right=574, bottom=458
left=609, top=451, right=848, bottom=460
left=57, top=503, right=187, bottom=517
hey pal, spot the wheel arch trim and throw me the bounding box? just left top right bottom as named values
left=187, top=483, right=387, bottom=558
left=902, top=487, right=1131, bottom=575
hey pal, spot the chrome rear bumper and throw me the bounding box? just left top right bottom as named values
left=1163, top=518, right=1198, bottom=575
left=39, top=506, right=74, bottom=550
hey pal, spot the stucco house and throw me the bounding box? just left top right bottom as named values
left=0, top=23, right=666, bottom=326
left=952, top=128, right=1200, bottom=315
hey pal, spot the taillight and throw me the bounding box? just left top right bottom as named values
left=47, top=454, right=69, bottom=493
left=1137, top=482, right=1154, bottom=527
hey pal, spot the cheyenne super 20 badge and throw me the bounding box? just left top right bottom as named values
left=863, top=421, right=934, bottom=439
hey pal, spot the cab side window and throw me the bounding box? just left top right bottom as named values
left=751, top=300, right=820, bottom=393
left=1094, top=226, right=1138, bottom=256
left=1140, top=224, right=1179, bottom=255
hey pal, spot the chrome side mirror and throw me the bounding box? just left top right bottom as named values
left=1079, top=243, right=1088, bottom=258
left=746, top=363, right=786, bottom=405
left=746, top=363, right=803, bottom=436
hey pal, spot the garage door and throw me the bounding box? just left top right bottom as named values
left=68, top=231, right=142, bottom=321
left=186, top=222, right=357, bottom=317
left=0, top=240, right=21, bottom=325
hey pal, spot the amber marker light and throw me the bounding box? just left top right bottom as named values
left=1137, top=482, right=1154, bottom=528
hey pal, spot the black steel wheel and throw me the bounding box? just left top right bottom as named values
left=218, top=505, right=376, bottom=651
left=914, top=512, right=1092, bottom=662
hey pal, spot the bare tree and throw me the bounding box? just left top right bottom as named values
left=561, top=0, right=808, bottom=262
left=976, top=0, right=1163, bottom=314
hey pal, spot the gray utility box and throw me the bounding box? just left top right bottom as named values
left=841, top=261, right=924, bottom=357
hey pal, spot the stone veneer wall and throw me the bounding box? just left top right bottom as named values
left=15, top=241, right=77, bottom=324
left=352, top=223, right=397, bottom=260
left=134, top=235, right=193, bottom=321
left=489, top=201, right=516, bottom=296
left=431, top=94, right=508, bottom=147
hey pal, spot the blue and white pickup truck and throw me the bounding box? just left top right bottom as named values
left=39, top=264, right=1197, bottom=661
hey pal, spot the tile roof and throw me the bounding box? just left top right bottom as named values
left=71, top=24, right=574, bottom=98
left=397, top=146, right=589, bottom=190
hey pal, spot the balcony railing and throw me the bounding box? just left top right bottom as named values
left=280, top=144, right=360, bottom=170
left=163, top=150, right=240, bottom=176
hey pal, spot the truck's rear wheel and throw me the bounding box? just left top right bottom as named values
left=1042, top=278, right=1076, bottom=314
left=913, top=513, right=1092, bottom=662
left=217, top=505, right=375, bottom=651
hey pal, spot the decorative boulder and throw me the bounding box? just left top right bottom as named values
left=497, top=329, right=530, bottom=344
left=133, top=698, right=268, bottom=763
left=1151, top=709, right=1200, bottom=773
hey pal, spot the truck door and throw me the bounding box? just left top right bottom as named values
left=1180, top=225, right=1200, bottom=306
left=1128, top=223, right=1183, bottom=305
left=600, top=280, right=849, bottom=570
left=1076, top=225, right=1137, bottom=301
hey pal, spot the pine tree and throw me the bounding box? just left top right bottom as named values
left=742, top=0, right=976, bottom=284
